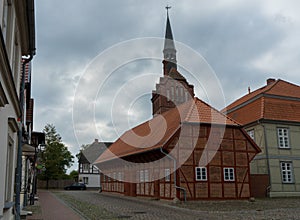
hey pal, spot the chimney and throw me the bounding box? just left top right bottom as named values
left=248, top=86, right=251, bottom=94
left=94, top=139, right=98, bottom=143
left=267, top=78, right=276, bottom=85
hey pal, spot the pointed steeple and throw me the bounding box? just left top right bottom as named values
left=163, top=6, right=177, bottom=74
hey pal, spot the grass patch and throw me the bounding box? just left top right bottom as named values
left=53, top=191, right=117, bottom=220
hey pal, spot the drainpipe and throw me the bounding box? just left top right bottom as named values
left=259, top=122, right=271, bottom=197
left=160, top=148, right=187, bottom=202
left=15, top=55, right=33, bottom=220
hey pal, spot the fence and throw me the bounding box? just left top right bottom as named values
left=37, top=179, right=74, bottom=189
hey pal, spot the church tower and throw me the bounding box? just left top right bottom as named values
left=151, top=7, right=195, bottom=116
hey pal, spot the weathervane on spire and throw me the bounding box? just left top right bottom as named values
left=165, top=5, right=171, bottom=15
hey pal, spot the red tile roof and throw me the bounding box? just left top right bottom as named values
left=94, top=98, right=239, bottom=164
left=224, top=79, right=300, bottom=125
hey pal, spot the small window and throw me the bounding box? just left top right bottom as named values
left=144, top=170, right=149, bottom=182
left=280, top=162, right=293, bottom=183
left=185, top=91, right=189, bottom=102
left=82, top=164, right=89, bottom=172
left=140, top=170, right=144, bottom=182
left=170, top=86, right=174, bottom=101
left=83, top=177, right=89, bottom=185
left=224, top=168, right=235, bottom=181
left=179, top=87, right=184, bottom=102
left=165, top=169, right=171, bottom=182
left=118, top=172, right=123, bottom=181
left=277, top=128, right=290, bottom=148
left=166, top=89, right=170, bottom=101
left=195, top=167, right=207, bottom=181
left=247, top=129, right=255, bottom=140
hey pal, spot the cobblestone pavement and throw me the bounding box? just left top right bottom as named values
left=57, top=191, right=214, bottom=220
left=55, top=190, right=300, bottom=220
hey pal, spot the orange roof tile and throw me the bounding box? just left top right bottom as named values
left=224, top=79, right=300, bottom=125
left=94, top=98, right=239, bottom=164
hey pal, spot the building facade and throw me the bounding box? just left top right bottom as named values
left=224, top=79, right=300, bottom=197
left=94, top=11, right=261, bottom=201
left=0, top=0, right=36, bottom=219
left=78, top=139, right=112, bottom=189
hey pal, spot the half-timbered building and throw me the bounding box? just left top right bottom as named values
left=94, top=10, right=261, bottom=200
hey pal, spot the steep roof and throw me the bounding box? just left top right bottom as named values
left=94, top=98, right=239, bottom=164
left=224, top=79, right=300, bottom=125
left=81, top=140, right=112, bottom=164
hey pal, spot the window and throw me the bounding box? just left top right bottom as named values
left=144, top=170, right=149, bottom=182
left=195, top=167, right=207, bottom=181
left=277, top=128, right=290, bottom=148
left=82, top=164, right=89, bottom=173
left=247, top=129, right=255, bottom=140
left=83, top=177, right=89, bottom=185
left=179, top=87, right=184, bottom=102
left=5, top=137, right=14, bottom=202
left=118, top=172, right=123, bottom=181
left=280, top=162, right=293, bottom=183
left=139, top=170, right=144, bottom=182
left=170, top=86, right=174, bottom=101
left=185, top=91, right=189, bottom=102
left=224, top=168, right=235, bottom=181
left=138, top=170, right=149, bottom=182
left=113, top=172, right=116, bottom=180
left=165, top=169, right=171, bottom=182
left=166, top=89, right=170, bottom=101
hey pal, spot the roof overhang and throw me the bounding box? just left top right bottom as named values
left=14, top=0, right=36, bottom=56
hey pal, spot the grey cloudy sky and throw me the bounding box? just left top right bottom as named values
left=32, top=0, right=300, bottom=172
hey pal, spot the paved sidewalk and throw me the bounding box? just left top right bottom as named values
left=27, top=190, right=82, bottom=220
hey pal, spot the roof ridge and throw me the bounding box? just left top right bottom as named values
left=183, top=98, right=197, bottom=121
left=196, top=97, right=240, bottom=126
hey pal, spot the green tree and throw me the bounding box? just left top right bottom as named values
left=69, top=170, right=79, bottom=181
left=38, top=124, right=74, bottom=185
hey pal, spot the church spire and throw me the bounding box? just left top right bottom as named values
left=163, top=6, right=177, bottom=75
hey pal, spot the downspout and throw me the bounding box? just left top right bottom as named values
left=259, top=121, right=271, bottom=197
left=160, top=148, right=187, bottom=202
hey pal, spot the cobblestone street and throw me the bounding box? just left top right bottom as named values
left=54, top=190, right=210, bottom=220
left=52, top=190, right=300, bottom=220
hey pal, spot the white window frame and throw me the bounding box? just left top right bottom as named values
left=118, top=172, right=123, bottom=181
left=247, top=129, right=255, bottom=140
left=165, top=168, right=171, bottom=182
left=140, top=170, right=144, bottom=182
left=280, top=162, right=294, bottom=183
left=82, top=163, right=89, bottom=173
left=195, top=167, right=207, bottom=181
left=224, top=167, right=235, bottom=181
left=277, top=128, right=290, bottom=149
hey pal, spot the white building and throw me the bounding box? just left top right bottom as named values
left=0, top=0, right=35, bottom=219
left=78, top=139, right=112, bottom=189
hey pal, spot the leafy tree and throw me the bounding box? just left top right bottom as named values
left=38, top=124, right=74, bottom=185
left=69, top=170, right=79, bottom=181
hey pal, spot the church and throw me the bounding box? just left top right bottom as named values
left=94, top=10, right=261, bottom=200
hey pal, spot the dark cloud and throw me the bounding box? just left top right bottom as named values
left=32, top=0, right=300, bottom=172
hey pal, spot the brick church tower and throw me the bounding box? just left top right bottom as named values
left=151, top=8, right=195, bottom=116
